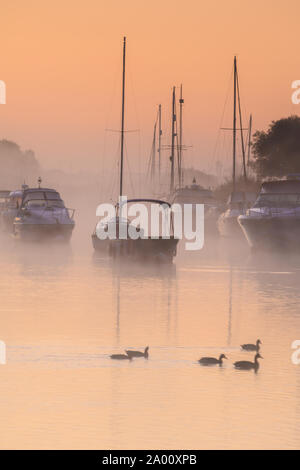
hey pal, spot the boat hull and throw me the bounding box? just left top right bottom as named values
left=13, top=223, right=74, bottom=242
left=92, top=234, right=179, bottom=263
left=238, top=215, right=300, bottom=250
left=217, top=212, right=244, bottom=238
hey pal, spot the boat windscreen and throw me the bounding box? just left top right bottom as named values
left=23, top=191, right=61, bottom=202
left=25, top=199, right=65, bottom=209
left=45, top=192, right=61, bottom=200
left=254, top=193, right=300, bottom=208
left=24, top=191, right=45, bottom=201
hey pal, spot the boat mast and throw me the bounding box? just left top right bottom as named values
left=178, top=84, right=184, bottom=188
left=232, top=56, right=237, bottom=191
left=247, top=113, right=252, bottom=165
left=120, top=37, right=126, bottom=197
left=170, top=86, right=176, bottom=193
left=158, top=104, right=162, bottom=185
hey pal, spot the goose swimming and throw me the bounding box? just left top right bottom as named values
left=241, top=339, right=261, bottom=352
left=125, top=346, right=149, bottom=358
left=110, top=353, right=131, bottom=360
left=198, top=354, right=227, bottom=366
left=234, top=353, right=263, bottom=370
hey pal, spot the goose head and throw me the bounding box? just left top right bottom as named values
left=255, top=353, right=263, bottom=362
left=219, top=354, right=228, bottom=362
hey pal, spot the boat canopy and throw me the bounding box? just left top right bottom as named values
left=23, top=188, right=62, bottom=202
left=261, top=180, right=300, bottom=194
left=286, top=174, right=300, bottom=181
left=117, top=198, right=172, bottom=208
left=175, top=186, right=213, bottom=196
left=9, top=190, right=24, bottom=198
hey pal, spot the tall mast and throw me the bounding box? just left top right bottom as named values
left=158, top=104, right=162, bottom=185
left=232, top=56, right=237, bottom=191
left=170, top=86, right=176, bottom=193
left=237, top=68, right=247, bottom=181
left=247, top=113, right=252, bottom=165
left=179, top=84, right=184, bottom=188
left=120, top=36, right=126, bottom=197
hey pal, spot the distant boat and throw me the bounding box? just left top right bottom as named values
left=239, top=178, right=300, bottom=250
left=1, top=188, right=25, bottom=233
left=218, top=190, right=257, bottom=237
left=172, top=177, right=215, bottom=205
left=172, top=178, right=220, bottom=237
left=2, top=181, right=75, bottom=242
left=0, top=190, right=11, bottom=230
left=92, top=38, right=179, bottom=263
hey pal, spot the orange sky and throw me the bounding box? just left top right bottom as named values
left=1, top=0, right=300, bottom=176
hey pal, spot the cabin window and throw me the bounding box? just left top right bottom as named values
left=24, top=191, right=45, bottom=202
left=45, top=192, right=60, bottom=200
left=254, top=193, right=300, bottom=208
left=25, top=200, right=47, bottom=208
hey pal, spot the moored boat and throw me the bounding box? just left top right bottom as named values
left=0, top=190, right=12, bottom=230
left=92, top=38, right=179, bottom=263
left=92, top=199, right=179, bottom=262
left=238, top=179, right=300, bottom=250
left=4, top=182, right=75, bottom=242
left=1, top=186, right=27, bottom=233
left=218, top=191, right=257, bottom=237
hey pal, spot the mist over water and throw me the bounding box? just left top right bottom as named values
left=0, top=201, right=300, bottom=449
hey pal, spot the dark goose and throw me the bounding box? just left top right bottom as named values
left=125, top=346, right=149, bottom=358
left=241, top=339, right=261, bottom=352
left=198, top=354, right=227, bottom=366
left=234, top=353, right=263, bottom=371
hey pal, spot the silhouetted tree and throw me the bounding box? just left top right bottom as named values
left=251, top=115, right=300, bottom=178
left=0, top=140, right=40, bottom=187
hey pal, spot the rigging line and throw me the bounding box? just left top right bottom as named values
left=211, top=65, right=234, bottom=163
left=102, top=49, right=122, bottom=199
left=235, top=64, right=250, bottom=164
left=236, top=70, right=247, bottom=181
left=124, top=139, right=135, bottom=197
left=109, top=132, right=122, bottom=201
left=109, top=137, right=121, bottom=201
left=147, top=112, right=159, bottom=181
left=127, top=50, right=142, bottom=197
left=146, top=129, right=155, bottom=179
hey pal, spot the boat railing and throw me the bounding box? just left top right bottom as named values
left=66, top=208, right=75, bottom=219
left=249, top=206, right=300, bottom=217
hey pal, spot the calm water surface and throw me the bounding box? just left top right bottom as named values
left=0, top=233, right=300, bottom=449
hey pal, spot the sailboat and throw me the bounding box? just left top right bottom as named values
left=217, top=57, right=257, bottom=238
left=92, top=37, right=179, bottom=262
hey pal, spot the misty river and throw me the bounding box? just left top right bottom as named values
left=0, top=229, right=300, bottom=450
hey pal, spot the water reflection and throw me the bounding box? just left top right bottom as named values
left=0, top=234, right=299, bottom=448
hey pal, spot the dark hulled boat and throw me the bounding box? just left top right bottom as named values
left=92, top=38, right=179, bottom=262
left=92, top=199, right=178, bottom=262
